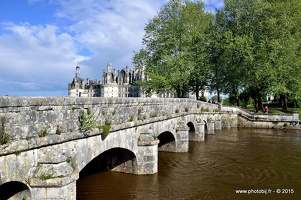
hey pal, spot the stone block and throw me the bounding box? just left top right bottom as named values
left=39, top=148, right=66, bottom=164
left=34, top=162, right=73, bottom=178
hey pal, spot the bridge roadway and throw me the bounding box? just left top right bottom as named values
left=0, top=97, right=231, bottom=199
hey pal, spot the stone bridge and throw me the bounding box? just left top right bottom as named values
left=0, top=97, right=298, bottom=199
left=0, top=97, right=228, bottom=199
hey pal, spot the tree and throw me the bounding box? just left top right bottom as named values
left=217, top=0, right=301, bottom=109
left=183, top=1, right=213, bottom=100
left=133, top=0, right=211, bottom=98
left=206, top=10, right=232, bottom=103
left=262, top=0, right=301, bottom=109
left=134, top=0, right=301, bottom=106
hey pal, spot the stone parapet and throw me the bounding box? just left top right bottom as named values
left=0, top=97, right=218, bottom=156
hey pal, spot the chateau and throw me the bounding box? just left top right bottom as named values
left=68, top=63, right=208, bottom=100
left=68, top=63, right=145, bottom=97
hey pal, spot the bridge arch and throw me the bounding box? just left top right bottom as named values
left=0, top=181, right=31, bottom=200
left=204, top=120, right=208, bottom=133
left=157, top=131, right=176, bottom=152
left=187, top=121, right=196, bottom=139
left=79, top=147, right=138, bottom=178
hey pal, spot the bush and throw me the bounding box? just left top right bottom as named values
left=79, top=108, right=96, bottom=132
left=56, top=125, right=62, bottom=135
left=38, top=128, right=47, bottom=137
left=40, top=173, right=53, bottom=180
left=99, top=120, right=111, bottom=140
left=0, top=116, right=9, bottom=144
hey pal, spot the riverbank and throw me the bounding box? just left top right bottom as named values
left=221, top=106, right=300, bottom=130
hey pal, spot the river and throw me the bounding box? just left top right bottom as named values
left=77, top=128, right=301, bottom=200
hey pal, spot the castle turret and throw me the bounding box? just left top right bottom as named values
left=113, top=69, right=116, bottom=83
left=75, top=66, right=80, bottom=78
left=125, top=66, right=129, bottom=84
left=107, top=63, right=112, bottom=83
left=102, top=69, right=106, bottom=84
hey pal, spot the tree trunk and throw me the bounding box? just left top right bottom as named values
left=216, top=84, right=220, bottom=102
left=176, top=86, right=184, bottom=98
left=257, top=87, right=264, bottom=111
left=282, top=93, right=288, bottom=110
left=235, top=94, right=240, bottom=107
left=195, top=83, right=200, bottom=100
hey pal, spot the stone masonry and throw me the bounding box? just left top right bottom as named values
left=0, top=97, right=221, bottom=200
left=0, top=97, right=298, bottom=199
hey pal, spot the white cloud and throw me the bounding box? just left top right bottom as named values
left=0, top=22, right=89, bottom=96
left=51, top=0, right=168, bottom=76
left=0, top=0, right=223, bottom=96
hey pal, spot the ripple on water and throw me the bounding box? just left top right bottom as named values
left=77, top=128, right=301, bottom=200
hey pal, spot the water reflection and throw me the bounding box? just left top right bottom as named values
left=77, top=128, right=301, bottom=200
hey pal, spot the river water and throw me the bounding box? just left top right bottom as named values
left=77, top=128, right=301, bottom=200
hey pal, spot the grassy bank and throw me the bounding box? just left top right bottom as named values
left=247, top=108, right=301, bottom=121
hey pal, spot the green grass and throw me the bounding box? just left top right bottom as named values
left=254, top=108, right=301, bottom=121
left=268, top=109, right=286, bottom=114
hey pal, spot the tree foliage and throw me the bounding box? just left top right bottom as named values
left=133, top=0, right=301, bottom=107
left=133, top=0, right=212, bottom=97
left=219, top=0, right=301, bottom=109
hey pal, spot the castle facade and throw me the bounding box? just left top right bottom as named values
left=68, top=63, right=144, bottom=97
left=68, top=63, right=209, bottom=100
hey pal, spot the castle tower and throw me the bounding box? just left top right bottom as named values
left=113, top=69, right=116, bottom=83
left=102, top=69, right=106, bottom=84
left=75, top=66, right=80, bottom=78
left=107, top=63, right=112, bottom=83
left=125, top=66, right=129, bottom=84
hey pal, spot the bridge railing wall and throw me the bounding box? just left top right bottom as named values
left=221, top=106, right=299, bottom=128
left=0, top=97, right=218, bottom=155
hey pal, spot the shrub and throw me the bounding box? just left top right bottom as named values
left=207, top=117, right=213, bottom=122
left=0, top=116, right=9, bottom=144
left=15, top=149, right=22, bottom=156
left=79, top=108, right=96, bottom=132
left=128, top=115, right=134, bottom=122
left=38, top=128, right=47, bottom=137
left=98, top=120, right=111, bottom=140
left=66, top=156, right=77, bottom=170
left=138, top=108, right=142, bottom=116
left=40, top=173, right=53, bottom=180
left=56, top=125, right=62, bottom=135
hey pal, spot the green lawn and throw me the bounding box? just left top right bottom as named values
left=246, top=108, right=301, bottom=121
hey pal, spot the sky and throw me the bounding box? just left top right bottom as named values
left=0, top=0, right=223, bottom=96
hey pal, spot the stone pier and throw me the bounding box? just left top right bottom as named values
left=206, top=122, right=215, bottom=134
left=136, top=132, right=160, bottom=174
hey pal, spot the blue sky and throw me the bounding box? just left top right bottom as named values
left=0, top=0, right=223, bottom=96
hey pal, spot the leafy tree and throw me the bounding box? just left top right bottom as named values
left=134, top=0, right=301, bottom=107
left=133, top=0, right=211, bottom=98
left=183, top=1, right=213, bottom=100
left=206, top=10, right=233, bottom=103
left=218, top=0, right=301, bottom=109
left=263, top=0, right=301, bottom=109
